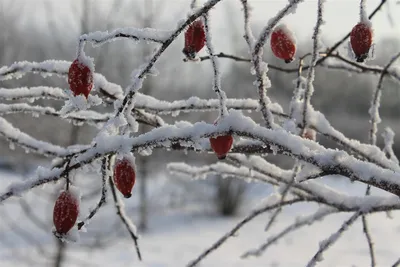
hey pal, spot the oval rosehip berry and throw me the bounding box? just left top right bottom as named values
left=183, top=20, right=206, bottom=60
left=350, top=22, right=373, bottom=62
left=114, top=158, right=136, bottom=198
left=270, top=25, right=296, bottom=63
left=210, top=135, right=233, bottom=160
left=53, top=191, right=79, bottom=235
left=68, top=58, right=93, bottom=98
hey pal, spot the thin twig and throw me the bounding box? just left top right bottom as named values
left=301, top=0, right=326, bottom=136
left=306, top=211, right=361, bottom=267
left=77, top=156, right=110, bottom=230
left=241, top=207, right=336, bottom=258
left=186, top=198, right=307, bottom=267
left=109, top=164, right=142, bottom=261
left=203, top=12, right=228, bottom=117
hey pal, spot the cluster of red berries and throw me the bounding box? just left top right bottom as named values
left=52, top=157, right=136, bottom=236
left=181, top=20, right=372, bottom=64
left=67, top=20, right=374, bottom=99
left=58, top=19, right=373, bottom=234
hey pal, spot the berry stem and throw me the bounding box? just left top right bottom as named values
left=65, top=160, right=71, bottom=191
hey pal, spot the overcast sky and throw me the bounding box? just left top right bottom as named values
left=12, top=0, right=400, bottom=58
left=21, top=0, right=400, bottom=39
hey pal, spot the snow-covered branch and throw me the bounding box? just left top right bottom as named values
left=186, top=197, right=307, bottom=267
left=301, top=0, right=326, bottom=134
left=369, top=51, right=400, bottom=145
left=115, top=0, right=223, bottom=118
left=306, top=211, right=361, bottom=267
left=77, top=156, right=110, bottom=230
left=203, top=12, right=228, bottom=117
left=3, top=111, right=400, bottom=203
left=241, top=207, right=336, bottom=258
left=79, top=27, right=172, bottom=46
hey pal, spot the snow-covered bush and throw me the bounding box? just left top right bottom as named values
left=1, top=0, right=400, bottom=266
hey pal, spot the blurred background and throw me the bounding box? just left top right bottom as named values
left=1, top=0, right=400, bottom=266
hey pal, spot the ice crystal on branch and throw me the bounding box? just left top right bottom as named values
left=0, top=0, right=399, bottom=266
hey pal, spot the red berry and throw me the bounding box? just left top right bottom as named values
left=68, top=58, right=93, bottom=98
left=183, top=20, right=206, bottom=60
left=113, top=158, right=136, bottom=198
left=270, top=25, right=296, bottom=63
left=302, top=128, right=316, bottom=141
left=210, top=135, right=233, bottom=160
left=53, top=191, right=79, bottom=235
left=350, top=22, right=373, bottom=62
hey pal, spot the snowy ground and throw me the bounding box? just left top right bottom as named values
left=1, top=169, right=400, bottom=267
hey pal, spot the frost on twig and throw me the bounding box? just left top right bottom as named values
left=301, top=0, right=326, bottom=136
left=77, top=156, right=110, bottom=230
left=306, top=211, right=361, bottom=267
left=109, top=166, right=142, bottom=261
left=186, top=198, right=306, bottom=267
left=203, top=12, right=228, bottom=117
left=382, top=127, right=399, bottom=164
left=241, top=207, right=336, bottom=258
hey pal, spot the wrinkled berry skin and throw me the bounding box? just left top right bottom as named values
left=183, top=20, right=206, bottom=60
left=68, top=59, right=93, bottom=98
left=53, top=191, right=79, bottom=235
left=114, top=158, right=136, bottom=198
left=350, top=22, right=373, bottom=63
left=210, top=135, right=233, bottom=160
left=270, top=29, right=296, bottom=63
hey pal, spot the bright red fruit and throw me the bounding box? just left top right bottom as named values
left=53, top=191, right=79, bottom=235
left=270, top=25, right=296, bottom=63
left=68, top=58, right=93, bottom=98
left=183, top=20, right=206, bottom=60
left=350, top=22, right=373, bottom=62
left=210, top=135, right=233, bottom=160
left=113, top=158, right=136, bottom=198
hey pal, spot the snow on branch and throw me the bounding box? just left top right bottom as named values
left=306, top=211, right=361, bottom=267
left=203, top=12, right=228, bottom=117
left=115, top=0, right=223, bottom=118
left=186, top=197, right=307, bottom=267
left=3, top=110, right=400, bottom=203
left=0, top=103, right=111, bottom=126
left=79, top=27, right=172, bottom=46
left=241, top=207, right=336, bottom=258
left=240, top=0, right=305, bottom=128
left=77, top=156, right=110, bottom=230
left=196, top=51, right=400, bottom=80
left=0, top=116, right=89, bottom=157
left=382, top=127, right=399, bottom=164
left=0, top=60, right=124, bottom=99
left=369, top=51, right=400, bottom=145
left=134, top=93, right=397, bottom=172
left=301, top=0, right=326, bottom=134
left=0, top=86, right=67, bottom=101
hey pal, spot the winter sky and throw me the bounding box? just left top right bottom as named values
left=22, top=0, right=400, bottom=41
